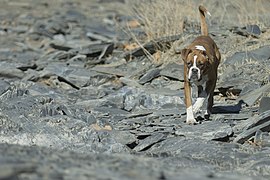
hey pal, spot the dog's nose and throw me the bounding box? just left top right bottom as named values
left=192, top=68, right=198, bottom=73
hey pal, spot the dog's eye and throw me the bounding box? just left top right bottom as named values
left=198, top=62, right=204, bottom=67
left=187, top=62, right=192, bottom=67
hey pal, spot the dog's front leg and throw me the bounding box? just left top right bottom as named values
left=184, top=80, right=197, bottom=124
left=193, top=85, right=207, bottom=114
left=193, top=83, right=215, bottom=120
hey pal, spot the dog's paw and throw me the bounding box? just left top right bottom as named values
left=204, top=111, right=211, bottom=120
left=186, top=118, right=198, bottom=125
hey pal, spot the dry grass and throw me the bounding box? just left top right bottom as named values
left=127, top=0, right=196, bottom=41
left=126, top=0, right=270, bottom=41
left=214, top=0, right=269, bottom=27
left=123, top=0, right=270, bottom=64
left=123, top=0, right=197, bottom=63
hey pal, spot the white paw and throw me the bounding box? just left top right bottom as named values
left=204, top=110, right=211, bottom=119
left=186, top=118, right=198, bottom=125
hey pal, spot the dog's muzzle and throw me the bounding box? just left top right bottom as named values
left=188, top=55, right=201, bottom=81
left=188, top=67, right=201, bottom=81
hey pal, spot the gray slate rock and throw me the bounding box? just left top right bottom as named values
left=232, top=25, right=261, bottom=38
left=239, top=83, right=270, bottom=106
left=64, top=9, right=87, bottom=23
left=33, top=18, right=69, bottom=38
left=160, top=62, right=184, bottom=81
left=148, top=137, right=247, bottom=170
left=85, top=23, right=116, bottom=40
left=40, top=62, right=97, bottom=88
left=72, top=42, right=114, bottom=58
left=225, top=46, right=270, bottom=65
left=246, top=25, right=261, bottom=36
left=0, top=62, right=25, bottom=79
left=121, top=86, right=184, bottom=111
left=233, top=110, right=270, bottom=144
left=133, top=133, right=165, bottom=152
left=0, top=163, right=36, bottom=180
left=138, top=68, right=160, bottom=85
left=240, top=82, right=261, bottom=96
left=175, top=121, right=233, bottom=141
left=123, top=35, right=182, bottom=60
left=0, top=143, right=258, bottom=180
left=259, top=97, right=270, bottom=114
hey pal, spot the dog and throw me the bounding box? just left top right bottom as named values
left=181, top=5, right=221, bottom=124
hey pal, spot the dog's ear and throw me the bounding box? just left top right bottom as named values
left=181, top=48, right=191, bottom=61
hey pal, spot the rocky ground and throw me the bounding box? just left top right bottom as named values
left=1, top=0, right=270, bottom=179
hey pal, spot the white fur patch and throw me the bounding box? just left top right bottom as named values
left=195, top=45, right=206, bottom=51
left=188, top=55, right=201, bottom=80
left=204, top=110, right=210, bottom=116
left=193, top=97, right=206, bottom=114
left=186, top=106, right=197, bottom=124
left=206, top=11, right=211, bottom=16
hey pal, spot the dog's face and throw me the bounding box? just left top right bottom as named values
left=181, top=46, right=210, bottom=81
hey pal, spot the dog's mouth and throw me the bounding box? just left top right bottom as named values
left=188, top=75, right=202, bottom=82
left=188, top=67, right=201, bottom=82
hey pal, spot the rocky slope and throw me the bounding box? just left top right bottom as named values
left=0, top=0, right=270, bottom=179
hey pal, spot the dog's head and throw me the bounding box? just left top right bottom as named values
left=181, top=45, right=211, bottom=82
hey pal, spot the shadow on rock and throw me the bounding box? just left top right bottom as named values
left=212, top=100, right=245, bottom=114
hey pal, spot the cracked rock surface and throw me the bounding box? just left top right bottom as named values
left=0, top=0, right=270, bottom=179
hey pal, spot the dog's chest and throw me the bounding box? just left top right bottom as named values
left=190, top=75, right=208, bottom=98
left=191, top=75, right=208, bottom=87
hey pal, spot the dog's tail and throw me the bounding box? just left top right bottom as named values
left=199, top=5, right=211, bottom=36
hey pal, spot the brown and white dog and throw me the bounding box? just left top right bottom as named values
left=181, top=5, right=221, bottom=124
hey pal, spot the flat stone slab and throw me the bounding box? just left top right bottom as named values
left=259, top=97, right=270, bottom=114
left=175, top=120, right=233, bottom=141
left=159, top=62, right=184, bottom=81
left=233, top=110, right=270, bottom=144
left=239, top=83, right=270, bottom=106
left=225, top=45, right=270, bottom=65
